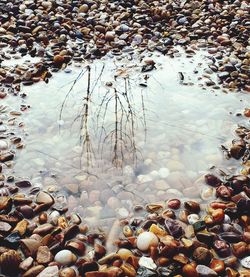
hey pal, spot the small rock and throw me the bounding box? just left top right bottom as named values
left=167, top=199, right=181, bottom=209
left=139, top=257, right=157, bottom=270
left=59, top=267, right=76, bottom=277
left=54, top=250, right=77, bottom=266
left=241, top=256, right=250, bottom=269
left=187, top=214, right=200, bottom=225
left=37, top=265, right=59, bottom=277
left=36, top=191, right=54, bottom=206
left=0, top=221, right=12, bottom=232
left=36, top=246, right=53, bottom=264
left=0, top=152, right=14, bottom=162
left=136, top=232, right=159, bottom=251
left=33, top=223, right=54, bottom=235
left=23, top=265, right=45, bottom=277
left=105, top=31, right=115, bottom=41
left=193, top=247, right=212, bottom=265
left=0, top=141, right=8, bottom=150
left=196, top=265, right=218, bottom=276
left=19, top=257, right=34, bottom=271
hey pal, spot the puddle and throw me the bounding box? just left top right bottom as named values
left=4, top=49, right=250, bottom=228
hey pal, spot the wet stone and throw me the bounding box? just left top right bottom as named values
left=54, top=250, right=77, bottom=266
left=137, top=266, right=157, bottom=276
left=136, top=231, right=159, bottom=251
left=0, top=152, right=14, bottom=162
left=36, top=246, right=53, bottom=264
left=193, top=221, right=206, bottom=232
left=241, top=256, right=250, bottom=269
left=37, top=265, right=59, bottom=277
left=193, top=247, right=212, bottom=265
left=165, top=218, right=184, bottom=238
left=196, top=265, right=218, bottom=277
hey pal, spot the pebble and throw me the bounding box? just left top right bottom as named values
left=241, top=256, right=250, bottom=269
left=138, top=257, right=157, bottom=270
left=0, top=141, right=8, bottom=150
left=167, top=199, right=181, bottom=209
left=54, top=250, right=77, bottom=266
left=193, top=247, right=212, bottom=265
left=196, top=265, right=218, bottom=276
left=36, top=246, right=53, bottom=264
left=59, top=268, right=76, bottom=277
left=187, top=214, right=200, bottom=225
left=136, top=232, right=159, bottom=251
left=37, top=266, right=59, bottom=277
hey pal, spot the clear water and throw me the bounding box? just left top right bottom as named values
left=2, top=48, right=250, bottom=230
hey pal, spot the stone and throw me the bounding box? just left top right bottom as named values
left=138, top=257, right=157, bottom=270
left=36, top=191, right=54, bottom=206
left=23, top=265, right=45, bottom=277
left=187, top=214, right=200, bottom=225
left=210, top=259, right=225, bottom=274
left=0, top=221, right=12, bottom=232
left=136, top=232, right=159, bottom=251
left=165, top=218, right=184, bottom=238
left=196, top=265, right=218, bottom=276
left=33, top=223, right=54, bottom=235
left=182, top=264, right=198, bottom=277
left=184, top=201, right=200, bottom=213
left=0, top=141, right=8, bottom=150
left=59, top=268, right=76, bottom=277
left=37, top=266, right=59, bottom=277
left=19, top=257, right=34, bottom=271
left=36, top=246, right=53, bottom=264
left=54, top=250, right=77, bottom=266
left=79, top=4, right=89, bottom=13
left=15, top=180, right=31, bottom=188
left=0, top=152, right=14, bottom=162
left=105, top=31, right=115, bottom=41
left=167, top=199, right=181, bottom=209
left=193, top=247, right=212, bottom=265
left=241, top=256, right=250, bottom=269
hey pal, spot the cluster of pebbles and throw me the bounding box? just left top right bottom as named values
left=0, top=0, right=250, bottom=276
left=0, top=0, right=249, bottom=90
left=0, top=173, right=250, bottom=276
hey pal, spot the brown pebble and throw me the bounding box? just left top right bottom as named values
left=182, top=263, right=198, bottom=277
left=232, top=241, right=247, bottom=258
left=167, top=199, right=181, bottom=209
left=23, top=265, right=45, bottom=277
left=59, top=267, right=77, bottom=277
left=193, top=247, right=212, bottom=265
left=53, top=55, right=64, bottom=64
left=184, top=201, right=200, bottom=213
left=0, top=250, right=21, bottom=276
left=210, top=259, right=225, bottom=273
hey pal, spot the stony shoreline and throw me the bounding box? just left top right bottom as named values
left=0, top=0, right=250, bottom=276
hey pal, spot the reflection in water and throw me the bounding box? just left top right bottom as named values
left=6, top=50, right=250, bottom=229
left=60, top=62, right=147, bottom=169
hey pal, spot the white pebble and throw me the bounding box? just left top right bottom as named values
left=54, top=250, right=77, bottom=265
left=241, top=256, right=250, bottom=269
left=136, top=232, right=158, bottom=251
left=158, top=167, right=170, bottom=178
left=0, top=140, right=8, bottom=150
left=139, top=256, right=157, bottom=270
left=49, top=211, right=60, bottom=225
left=137, top=175, right=152, bottom=183
left=187, top=214, right=200, bottom=225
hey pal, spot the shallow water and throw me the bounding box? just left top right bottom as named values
left=3, top=49, right=250, bottom=228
